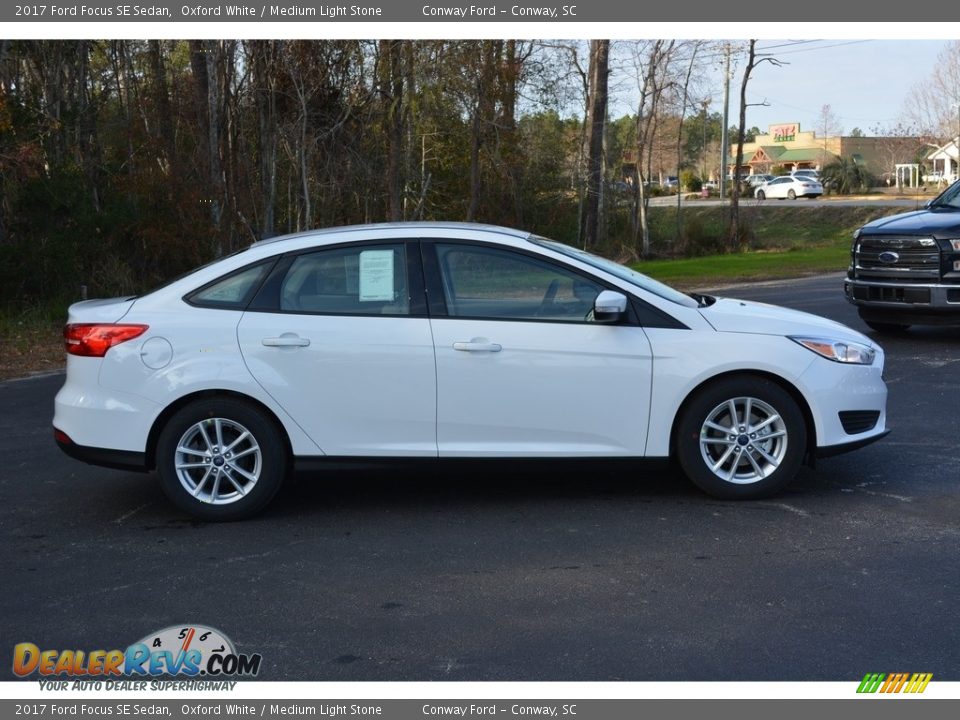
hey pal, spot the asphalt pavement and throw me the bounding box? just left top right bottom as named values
left=2, top=274, right=958, bottom=681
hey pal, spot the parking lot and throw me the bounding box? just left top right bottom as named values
left=2, top=273, right=958, bottom=681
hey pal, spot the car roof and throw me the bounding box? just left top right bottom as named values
left=251, top=221, right=531, bottom=248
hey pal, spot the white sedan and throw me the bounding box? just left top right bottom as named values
left=54, top=223, right=887, bottom=520
left=755, top=176, right=823, bottom=200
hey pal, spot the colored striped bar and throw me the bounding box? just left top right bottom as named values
left=881, top=672, right=909, bottom=693
left=857, top=673, right=885, bottom=693
left=904, top=673, right=933, bottom=694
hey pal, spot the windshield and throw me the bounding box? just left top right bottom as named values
left=530, top=237, right=699, bottom=308
left=929, top=180, right=960, bottom=209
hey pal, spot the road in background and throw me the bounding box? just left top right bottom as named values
left=647, top=195, right=929, bottom=209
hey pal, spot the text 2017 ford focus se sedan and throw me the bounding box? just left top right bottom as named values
left=54, top=223, right=888, bottom=520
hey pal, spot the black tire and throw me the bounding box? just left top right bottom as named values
left=787, top=189, right=796, bottom=200
left=676, top=375, right=807, bottom=500
left=858, top=310, right=910, bottom=333
left=156, top=397, right=288, bottom=521
left=756, top=190, right=765, bottom=200
left=863, top=319, right=910, bottom=333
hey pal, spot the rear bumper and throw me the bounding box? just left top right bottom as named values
left=54, top=431, right=149, bottom=472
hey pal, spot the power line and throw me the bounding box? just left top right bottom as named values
left=761, top=39, right=873, bottom=57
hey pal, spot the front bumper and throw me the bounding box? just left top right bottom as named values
left=845, top=278, right=960, bottom=323
left=815, top=429, right=891, bottom=459
left=796, top=346, right=888, bottom=451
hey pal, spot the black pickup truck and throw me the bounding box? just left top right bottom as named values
left=845, top=180, right=960, bottom=332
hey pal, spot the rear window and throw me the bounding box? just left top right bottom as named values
left=185, top=260, right=274, bottom=310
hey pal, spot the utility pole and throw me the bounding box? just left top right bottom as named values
left=701, top=99, right=709, bottom=182
left=955, top=100, right=960, bottom=182
left=719, top=44, right=731, bottom=203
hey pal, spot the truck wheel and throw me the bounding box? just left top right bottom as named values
left=858, top=310, right=910, bottom=334
left=863, top=319, right=910, bottom=333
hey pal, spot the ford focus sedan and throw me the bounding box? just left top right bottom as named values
left=54, top=223, right=888, bottom=520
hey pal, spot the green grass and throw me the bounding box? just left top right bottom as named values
left=633, top=244, right=850, bottom=288
left=624, top=204, right=905, bottom=288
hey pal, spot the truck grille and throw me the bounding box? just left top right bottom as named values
left=855, top=236, right=939, bottom=281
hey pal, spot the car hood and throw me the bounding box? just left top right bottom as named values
left=861, top=207, right=960, bottom=238
left=700, top=297, right=873, bottom=344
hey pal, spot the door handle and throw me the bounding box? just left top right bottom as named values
left=262, top=335, right=311, bottom=347
left=453, top=339, right=502, bottom=353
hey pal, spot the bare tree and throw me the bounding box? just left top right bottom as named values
left=673, top=42, right=704, bottom=243
left=729, top=40, right=781, bottom=250
left=869, top=122, right=928, bottom=188
left=903, top=41, right=960, bottom=141
left=378, top=40, right=406, bottom=222
left=631, top=39, right=675, bottom=258
left=188, top=40, right=226, bottom=251
left=580, top=40, right=610, bottom=249
left=816, top=103, right=842, bottom=168
left=247, top=41, right=280, bottom=238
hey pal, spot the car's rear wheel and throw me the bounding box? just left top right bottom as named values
left=756, top=190, right=766, bottom=200
left=676, top=375, right=806, bottom=499
left=156, top=398, right=287, bottom=521
left=787, top=189, right=797, bottom=200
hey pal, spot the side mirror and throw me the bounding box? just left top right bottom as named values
left=594, top=290, right=628, bottom=323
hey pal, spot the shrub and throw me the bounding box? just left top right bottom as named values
left=680, top=170, right=702, bottom=192
left=820, top=157, right=874, bottom=195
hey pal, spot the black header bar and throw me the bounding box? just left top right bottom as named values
left=4, top=1, right=956, bottom=23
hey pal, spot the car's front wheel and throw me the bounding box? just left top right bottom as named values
left=156, top=397, right=288, bottom=521
left=787, top=189, right=797, bottom=200
left=756, top=190, right=766, bottom=200
left=676, top=375, right=806, bottom=499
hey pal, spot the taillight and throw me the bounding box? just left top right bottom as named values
left=64, top=324, right=148, bottom=357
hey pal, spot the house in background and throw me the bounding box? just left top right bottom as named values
left=926, top=140, right=959, bottom=185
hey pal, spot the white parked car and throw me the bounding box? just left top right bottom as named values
left=54, top=223, right=888, bottom=520
left=746, top=174, right=774, bottom=188
left=755, top=176, right=823, bottom=200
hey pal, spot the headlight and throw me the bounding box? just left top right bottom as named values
left=790, top=336, right=876, bottom=365
left=950, top=239, right=960, bottom=251
left=852, top=228, right=861, bottom=241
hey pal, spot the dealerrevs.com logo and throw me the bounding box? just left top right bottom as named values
left=857, top=673, right=933, bottom=694
left=13, top=625, right=261, bottom=681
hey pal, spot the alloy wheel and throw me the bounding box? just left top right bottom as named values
left=698, top=396, right=788, bottom=485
